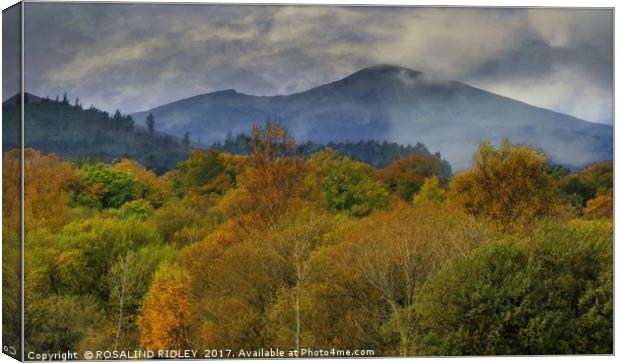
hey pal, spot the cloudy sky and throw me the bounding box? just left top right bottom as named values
left=14, top=4, right=613, bottom=124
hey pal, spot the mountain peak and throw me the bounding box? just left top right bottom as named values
left=204, top=89, right=239, bottom=97
left=352, top=64, right=423, bottom=78
left=130, top=64, right=611, bottom=170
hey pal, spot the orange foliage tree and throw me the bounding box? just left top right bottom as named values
left=222, top=122, right=306, bottom=231
left=584, top=195, right=612, bottom=220
left=22, top=149, right=80, bottom=231
left=138, top=264, right=193, bottom=350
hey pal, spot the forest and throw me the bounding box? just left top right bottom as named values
left=2, top=122, right=613, bottom=357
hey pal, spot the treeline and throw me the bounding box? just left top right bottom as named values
left=212, top=132, right=451, bottom=173
left=2, top=96, right=188, bottom=173
left=2, top=123, right=612, bottom=357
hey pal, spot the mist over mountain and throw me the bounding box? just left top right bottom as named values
left=131, top=65, right=612, bottom=170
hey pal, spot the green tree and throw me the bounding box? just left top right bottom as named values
left=414, top=220, right=612, bottom=355
left=76, top=163, right=138, bottom=209
left=310, top=149, right=389, bottom=217
left=25, top=295, right=108, bottom=353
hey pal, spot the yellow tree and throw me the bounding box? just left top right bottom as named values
left=449, top=141, right=560, bottom=232
left=413, top=176, right=446, bottom=206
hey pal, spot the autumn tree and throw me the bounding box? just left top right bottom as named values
left=113, top=158, right=173, bottom=207
left=448, top=141, right=560, bottom=232
left=584, top=195, right=612, bottom=219
left=138, top=264, right=193, bottom=350
left=248, top=121, right=295, bottom=162
left=172, top=149, right=235, bottom=197
left=558, top=161, right=613, bottom=212
left=117, top=199, right=153, bottom=221
left=2, top=149, right=21, bottom=230
left=54, top=217, right=160, bottom=297
left=183, top=235, right=280, bottom=349
left=412, top=176, right=446, bottom=206
left=261, top=209, right=333, bottom=351
left=147, top=200, right=200, bottom=243
left=379, top=155, right=441, bottom=201
left=19, top=149, right=81, bottom=231
left=222, top=122, right=306, bottom=231
left=300, top=202, right=494, bottom=355
left=25, top=295, right=108, bottom=353
left=107, top=245, right=177, bottom=350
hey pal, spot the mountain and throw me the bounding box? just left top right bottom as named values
left=131, top=65, right=612, bottom=170
left=3, top=97, right=189, bottom=173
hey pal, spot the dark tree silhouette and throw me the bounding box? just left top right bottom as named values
left=146, top=113, right=156, bottom=136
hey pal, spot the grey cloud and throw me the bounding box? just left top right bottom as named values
left=20, top=4, right=612, bottom=124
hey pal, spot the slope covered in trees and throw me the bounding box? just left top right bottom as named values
left=2, top=95, right=189, bottom=173
left=4, top=123, right=612, bottom=357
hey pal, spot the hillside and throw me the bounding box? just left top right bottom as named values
left=132, top=65, right=613, bottom=170
left=2, top=97, right=189, bottom=173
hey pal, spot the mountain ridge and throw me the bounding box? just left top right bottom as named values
left=30, top=64, right=614, bottom=170
left=132, top=65, right=603, bottom=128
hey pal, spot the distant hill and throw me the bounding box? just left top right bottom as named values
left=132, top=64, right=613, bottom=170
left=2, top=97, right=189, bottom=173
